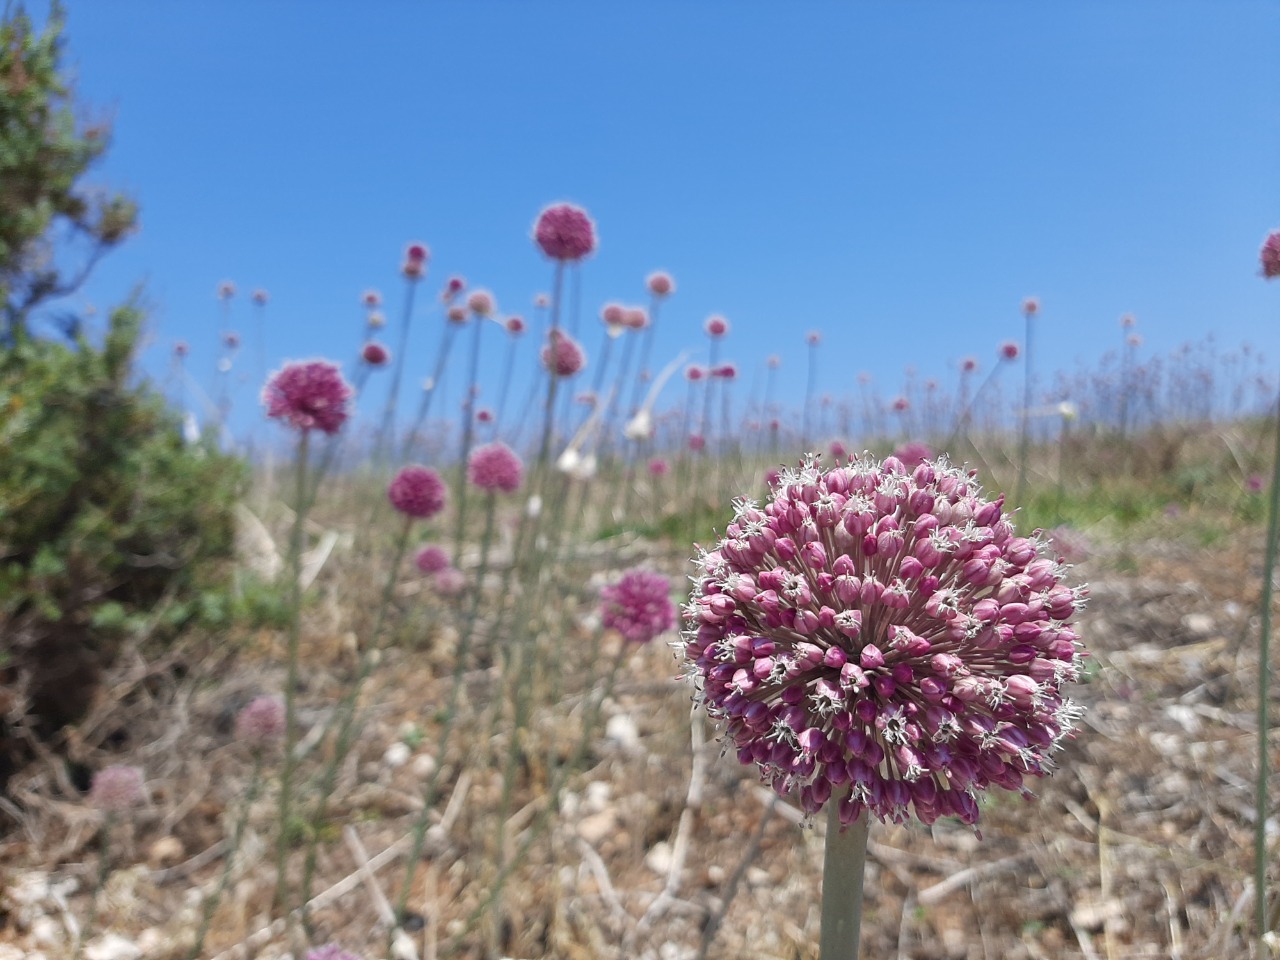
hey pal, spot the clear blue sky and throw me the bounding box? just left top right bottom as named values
left=33, top=1, right=1280, bottom=439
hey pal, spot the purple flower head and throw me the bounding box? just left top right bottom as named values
left=534, top=203, right=597, bottom=262
left=541, top=329, right=586, bottom=377
left=648, top=457, right=670, bottom=477
left=680, top=454, right=1088, bottom=829
left=262, top=360, right=353, bottom=435
left=1022, top=297, right=1040, bottom=317
left=415, top=544, right=449, bottom=573
left=893, top=440, right=934, bottom=470
left=647, top=271, right=675, bottom=297
left=251, top=288, right=269, bottom=305
left=1260, top=230, right=1280, bottom=279
left=388, top=465, right=447, bottom=519
left=362, top=342, right=390, bottom=366
left=467, top=289, right=495, bottom=317
left=217, top=280, right=236, bottom=300
left=174, top=340, right=189, bottom=358
left=960, top=356, right=978, bottom=373
left=1046, top=525, right=1090, bottom=564
left=434, top=566, right=467, bottom=596
left=362, top=289, right=382, bottom=309
left=806, top=330, right=822, bottom=346
left=704, top=315, right=729, bottom=338
left=305, top=946, right=362, bottom=960
left=89, top=765, right=144, bottom=812
left=468, top=441, right=524, bottom=493
left=1246, top=474, right=1266, bottom=494
left=505, top=315, right=526, bottom=335
left=235, top=695, right=286, bottom=746
left=602, top=569, right=676, bottom=644
left=999, top=341, right=1020, bottom=361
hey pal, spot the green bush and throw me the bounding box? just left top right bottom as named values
left=0, top=307, right=243, bottom=747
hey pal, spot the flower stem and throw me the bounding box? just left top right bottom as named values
left=819, top=801, right=869, bottom=960
left=1255, top=389, right=1280, bottom=946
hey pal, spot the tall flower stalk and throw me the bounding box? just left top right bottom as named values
left=1255, top=227, right=1280, bottom=947
left=376, top=243, right=428, bottom=461
left=1015, top=297, right=1039, bottom=506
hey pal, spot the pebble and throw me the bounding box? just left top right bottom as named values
left=606, top=713, right=641, bottom=750
left=383, top=742, right=411, bottom=768
left=147, top=835, right=185, bottom=869
left=84, top=934, right=142, bottom=960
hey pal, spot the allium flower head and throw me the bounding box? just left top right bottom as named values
left=467, top=289, right=495, bottom=316
left=602, top=569, right=676, bottom=644
left=434, top=566, right=467, bottom=596
left=601, top=302, right=626, bottom=328
left=807, top=330, right=822, bottom=346
left=468, top=441, right=524, bottom=493
left=1260, top=230, right=1280, bottom=279
left=388, top=465, right=447, bottom=519
left=447, top=305, right=468, bottom=325
left=680, top=454, right=1088, bottom=828
left=405, top=242, right=430, bottom=265
left=262, top=360, right=353, bottom=435
left=534, top=293, right=550, bottom=309
left=235, top=695, right=286, bottom=746
left=1000, top=341, right=1020, bottom=361
left=688, top=433, right=706, bottom=452
left=685, top=364, right=706, bottom=382
left=541, top=329, right=586, bottom=377
left=305, top=946, right=361, bottom=960
left=892, top=396, right=910, bottom=412
left=442, top=276, right=466, bottom=302
left=89, top=765, right=144, bottom=812
left=505, top=315, right=525, bottom=335
left=893, top=440, right=933, bottom=469
left=223, top=331, right=240, bottom=350
left=705, top=315, right=729, bottom=338
left=1126, top=334, right=1143, bottom=348
left=646, top=271, right=675, bottom=297
left=416, top=545, right=449, bottom=573
left=534, top=203, right=597, bottom=262
left=252, top=288, right=270, bottom=305
left=714, top=362, right=738, bottom=380
left=174, top=340, right=189, bottom=358
left=961, top=356, right=978, bottom=373
left=767, top=354, right=781, bottom=369
left=1021, top=297, right=1040, bottom=317
left=362, top=342, right=390, bottom=366
left=217, top=281, right=236, bottom=300
left=623, top=307, right=649, bottom=330
left=1120, top=313, right=1136, bottom=329
left=362, top=289, right=382, bottom=309
left=649, top=457, right=670, bottom=477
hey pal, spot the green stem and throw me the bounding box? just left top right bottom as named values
left=819, top=801, right=869, bottom=960
left=1015, top=311, right=1034, bottom=508
left=275, top=427, right=311, bottom=912
left=1256, top=394, right=1280, bottom=945
left=190, top=754, right=264, bottom=958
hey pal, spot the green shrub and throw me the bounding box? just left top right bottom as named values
left=0, top=307, right=243, bottom=750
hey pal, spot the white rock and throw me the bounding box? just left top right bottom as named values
left=85, top=934, right=142, bottom=960
left=606, top=713, right=641, bottom=751
left=1182, top=613, right=1215, bottom=636
left=645, top=841, right=673, bottom=875
left=584, top=780, right=611, bottom=813
left=411, top=753, right=437, bottom=779
left=383, top=742, right=411, bottom=768
left=31, top=916, right=61, bottom=947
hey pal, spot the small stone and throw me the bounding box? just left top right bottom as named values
left=583, top=780, right=611, bottom=813
left=1182, top=613, right=1214, bottom=636
left=645, top=840, right=674, bottom=875
left=147, top=835, right=185, bottom=869
left=605, top=714, right=641, bottom=751
left=383, top=742, right=411, bottom=768
left=578, top=811, right=616, bottom=846
left=84, top=934, right=142, bottom=960
left=411, top=753, right=437, bottom=779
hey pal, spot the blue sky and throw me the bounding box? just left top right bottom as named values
left=33, top=1, right=1280, bottom=440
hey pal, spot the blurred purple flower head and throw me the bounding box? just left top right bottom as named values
left=681, top=454, right=1088, bottom=827
left=405, top=242, right=430, bottom=265
left=806, top=330, right=822, bottom=346
left=468, top=441, right=524, bottom=493
left=541, top=329, right=586, bottom=377
left=235, top=695, right=286, bottom=746
left=415, top=544, right=449, bottom=574
left=685, top=364, right=706, bottom=382
left=505, top=315, right=526, bottom=335
left=646, top=270, right=675, bottom=297
left=174, top=340, right=189, bottom=358
left=960, top=356, right=978, bottom=373
left=623, top=306, right=649, bottom=330
left=893, top=440, right=934, bottom=470
left=1246, top=474, right=1266, bottom=494
left=305, top=946, right=361, bottom=960
left=1119, top=313, right=1136, bottom=329
left=688, top=433, right=706, bottom=452
left=467, top=289, right=495, bottom=317
left=447, top=304, right=469, bottom=324
left=223, top=331, right=240, bottom=350
left=262, top=360, right=353, bottom=435
left=704, top=315, right=729, bottom=338
left=829, top=441, right=847, bottom=462
left=767, top=354, right=781, bottom=370
left=601, top=568, right=676, bottom=644
left=388, top=465, right=447, bottom=519
left=362, top=289, right=382, bottom=309
left=600, top=302, right=626, bottom=328
left=648, top=457, right=670, bottom=477
left=362, top=342, right=390, bottom=366
left=1021, top=297, right=1040, bottom=317
left=1260, top=230, right=1280, bottom=279
left=892, top=396, right=910, bottom=413
left=713, top=362, right=738, bottom=380
left=534, top=292, right=550, bottom=309
left=217, top=280, right=236, bottom=300
left=442, top=275, right=466, bottom=302
left=89, top=765, right=144, bottom=812
left=534, top=203, right=597, bottom=262
left=251, top=288, right=269, bottom=305
left=1000, top=341, right=1020, bottom=361
left=1046, top=525, right=1091, bottom=564
left=434, top=566, right=467, bottom=596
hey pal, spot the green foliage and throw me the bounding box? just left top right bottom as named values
left=0, top=306, right=243, bottom=731
left=0, top=5, right=136, bottom=331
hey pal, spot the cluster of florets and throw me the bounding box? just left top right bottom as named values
left=534, top=203, right=597, bottom=262
left=361, top=342, right=389, bottom=366
left=388, top=465, right=447, bottom=519
left=235, top=694, right=286, bottom=746
left=89, top=765, right=145, bottom=812
left=262, top=360, right=353, bottom=435
left=680, top=454, right=1087, bottom=829
left=601, top=569, right=676, bottom=645
left=468, top=441, right=524, bottom=493
left=542, top=329, right=586, bottom=377
left=1262, top=230, right=1280, bottom=280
